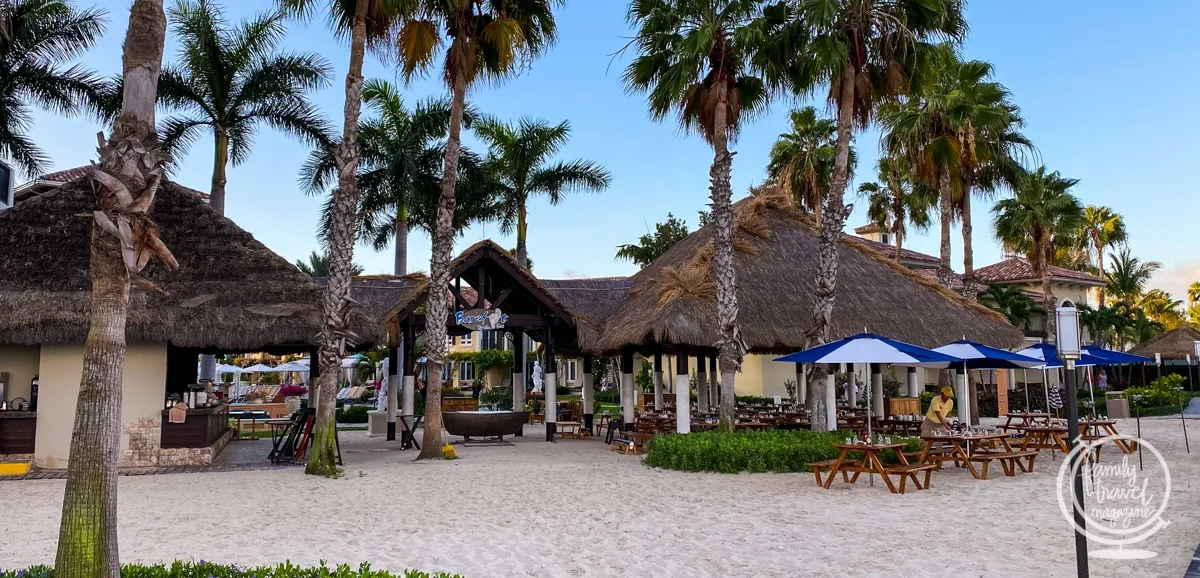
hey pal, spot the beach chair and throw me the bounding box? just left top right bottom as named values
left=335, top=387, right=350, bottom=400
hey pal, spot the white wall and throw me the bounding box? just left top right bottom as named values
left=0, top=345, right=40, bottom=402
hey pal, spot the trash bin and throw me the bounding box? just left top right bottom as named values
left=1105, top=392, right=1130, bottom=419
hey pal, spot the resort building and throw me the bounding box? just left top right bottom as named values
left=0, top=175, right=385, bottom=469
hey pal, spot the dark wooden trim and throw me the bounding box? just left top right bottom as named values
left=620, top=351, right=634, bottom=374
left=403, top=313, right=554, bottom=329
left=0, top=415, right=36, bottom=454
left=675, top=352, right=689, bottom=375
left=161, top=405, right=228, bottom=449
left=403, top=325, right=416, bottom=376
left=491, top=287, right=513, bottom=309
left=653, top=352, right=662, bottom=372
left=545, top=330, right=557, bottom=373
left=449, top=283, right=472, bottom=310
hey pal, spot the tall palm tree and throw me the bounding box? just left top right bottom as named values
left=279, top=0, right=403, bottom=476
left=766, top=106, right=840, bottom=225
left=476, top=117, right=610, bottom=269
left=992, top=166, right=1084, bottom=340
left=1189, top=281, right=1200, bottom=308
left=1139, top=289, right=1184, bottom=330
left=1104, top=247, right=1160, bottom=305
left=859, top=155, right=934, bottom=262
left=981, top=283, right=1040, bottom=333
left=299, top=79, right=499, bottom=275
left=157, top=0, right=332, bottom=216
left=397, top=0, right=561, bottom=459
left=1079, top=205, right=1126, bottom=305
left=0, top=0, right=108, bottom=175
left=762, top=0, right=965, bottom=430
left=625, top=0, right=769, bottom=431
left=55, top=1, right=171, bottom=574
left=295, top=250, right=363, bottom=277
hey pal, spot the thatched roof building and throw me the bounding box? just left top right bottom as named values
left=0, top=178, right=380, bottom=351
left=1128, top=325, right=1200, bottom=360
left=595, top=189, right=1023, bottom=354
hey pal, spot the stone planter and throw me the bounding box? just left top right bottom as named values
left=284, top=396, right=302, bottom=413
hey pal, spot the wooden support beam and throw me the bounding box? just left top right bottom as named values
left=448, top=283, right=471, bottom=309
left=490, top=287, right=513, bottom=310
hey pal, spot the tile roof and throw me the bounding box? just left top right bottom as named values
left=854, top=237, right=940, bottom=266
left=974, top=257, right=1103, bottom=285
left=854, top=222, right=881, bottom=234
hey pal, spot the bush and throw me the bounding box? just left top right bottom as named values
left=556, top=384, right=570, bottom=396
left=596, top=387, right=620, bottom=404
left=2, top=561, right=462, bottom=578
left=644, top=429, right=922, bottom=474
left=336, top=404, right=371, bottom=423
left=479, top=386, right=513, bottom=410
left=735, top=395, right=781, bottom=405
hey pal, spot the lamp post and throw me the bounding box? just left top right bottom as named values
left=1056, top=301, right=1089, bottom=578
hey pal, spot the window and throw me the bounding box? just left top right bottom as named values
left=446, top=335, right=454, bottom=347
left=567, top=359, right=578, bottom=382
left=481, top=330, right=506, bottom=351
left=459, top=361, right=475, bottom=381
left=441, top=362, right=452, bottom=382
left=460, top=332, right=473, bottom=346
left=880, top=233, right=891, bottom=245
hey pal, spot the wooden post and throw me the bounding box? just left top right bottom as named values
left=871, top=363, right=884, bottom=418
left=402, top=325, right=416, bottom=449
left=387, top=336, right=398, bottom=441
left=708, top=355, right=719, bottom=407
left=581, top=354, right=594, bottom=433
left=675, top=352, right=691, bottom=434
left=512, top=330, right=524, bottom=437
left=696, top=353, right=709, bottom=413
left=620, top=351, right=635, bottom=427
left=309, top=347, right=321, bottom=413
left=652, top=352, right=664, bottom=410
left=544, top=330, right=557, bottom=442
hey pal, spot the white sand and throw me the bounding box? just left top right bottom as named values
left=1, top=417, right=1197, bottom=577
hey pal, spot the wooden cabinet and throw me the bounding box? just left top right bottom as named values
left=0, top=412, right=36, bottom=454
left=885, top=397, right=921, bottom=417
left=442, top=397, right=479, bottom=413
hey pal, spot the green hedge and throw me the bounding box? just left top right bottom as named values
left=3, top=562, right=460, bottom=578
left=336, top=404, right=371, bottom=423
left=644, top=430, right=921, bottom=474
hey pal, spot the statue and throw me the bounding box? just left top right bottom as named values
left=376, top=358, right=389, bottom=411
left=532, top=360, right=544, bottom=393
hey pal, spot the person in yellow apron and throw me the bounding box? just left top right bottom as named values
left=921, top=386, right=955, bottom=437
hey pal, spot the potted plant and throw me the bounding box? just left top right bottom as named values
left=279, top=385, right=308, bottom=413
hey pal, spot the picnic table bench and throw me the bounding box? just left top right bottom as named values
left=812, top=443, right=934, bottom=494
left=917, top=432, right=1025, bottom=480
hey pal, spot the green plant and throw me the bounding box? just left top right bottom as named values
left=479, top=386, right=513, bottom=410
left=556, top=384, right=570, bottom=396
left=1, top=561, right=462, bottom=578
left=882, top=374, right=902, bottom=398
left=919, top=391, right=936, bottom=414
left=644, top=430, right=922, bottom=474
left=635, top=359, right=653, bottom=393
left=1127, top=374, right=1191, bottom=411
left=336, top=404, right=371, bottom=423
left=734, top=395, right=777, bottom=405
left=596, top=387, right=620, bottom=404
left=783, top=379, right=797, bottom=401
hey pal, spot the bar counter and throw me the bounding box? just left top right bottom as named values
left=0, top=411, right=37, bottom=454
left=161, top=403, right=229, bottom=449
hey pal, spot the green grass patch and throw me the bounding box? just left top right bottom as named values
left=644, top=429, right=921, bottom=474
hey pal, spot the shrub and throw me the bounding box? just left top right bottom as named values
left=336, top=404, right=371, bottom=423
left=2, top=561, right=462, bottom=578
left=735, top=395, right=780, bottom=405
left=644, top=429, right=921, bottom=474
left=479, top=386, right=513, bottom=410
left=556, top=384, right=570, bottom=396
left=595, top=387, right=620, bottom=404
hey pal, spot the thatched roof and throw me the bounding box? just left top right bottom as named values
left=317, top=275, right=424, bottom=348
left=595, top=189, right=1023, bottom=354
left=542, top=277, right=632, bottom=352
left=1128, top=325, right=1200, bottom=360
left=0, top=178, right=375, bottom=351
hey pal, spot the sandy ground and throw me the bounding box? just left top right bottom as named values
left=1, top=417, right=1197, bottom=578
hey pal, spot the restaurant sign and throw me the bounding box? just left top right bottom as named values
left=456, top=308, right=508, bottom=331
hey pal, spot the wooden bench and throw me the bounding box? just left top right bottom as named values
left=905, top=447, right=962, bottom=469
left=968, top=450, right=1038, bottom=479
left=611, top=437, right=639, bottom=455
left=885, top=464, right=937, bottom=494
left=807, top=459, right=851, bottom=486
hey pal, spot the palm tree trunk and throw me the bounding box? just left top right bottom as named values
left=516, top=201, right=528, bottom=269
left=393, top=204, right=408, bottom=276
left=1041, top=238, right=1056, bottom=343
left=710, top=81, right=740, bottom=432
left=419, top=63, right=468, bottom=460
left=55, top=1, right=166, bottom=575
left=891, top=178, right=904, bottom=263
left=805, top=62, right=856, bottom=433
left=937, top=167, right=954, bottom=288
left=1096, top=242, right=1106, bottom=306
left=960, top=186, right=975, bottom=297
left=306, top=0, right=370, bottom=477
left=209, top=128, right=228, bottom=216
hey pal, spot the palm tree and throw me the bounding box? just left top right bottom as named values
left=299, top=79, right=500, bottom=275
left=279, top=0, right=404, bottom=476
left=55, top=1, right=170, bottom=574
left=992, top=166, right=1084, bottom=340
left=762, top=0, right=965, bottom=430
left=859, top=156, right=934, bottom=262
left=156, top=0, right=332, bottom=216
left=1139, top=289, right=1184, bottom=330
left=295, top=250, right=363, bottom=277
left=476, top=117, right=610, bottom=269
left=766, top=106, right=840, bottom=225
left=396, top=0, right=561, bottom=459
left=0, top=0, right=109, bottom=176
left=1104, top=247, right=1160, bottom=306
left=982, top=283, right=1041, bottom=333
left=615, top=212, right=691, bottom=267
left=625, top=0, right=770, bottom=431
left=1079, top=205, right=1126, bottom=305
left=1189, top=281, right=1200, bottom=308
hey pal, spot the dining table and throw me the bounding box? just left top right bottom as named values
left=1018, top=425, right=1070, bottom=454
left=1001, top=412, right=1052, bottom=431
left=823, top=442, right=911, bottom=494
left=1080, top=419, right=1137, bottom=454
left=918, top=432, right=1015, bottom=480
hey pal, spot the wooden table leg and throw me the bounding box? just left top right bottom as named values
left=1053, top=432, right=1070, bottom=454
left=869, top=451, right=899, bottom=494
left=823, top=448, right=852, bottom=489
left=957, top=443, right=983, bottom=479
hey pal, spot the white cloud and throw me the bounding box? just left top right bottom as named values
left=1149, top=258, right=1200, bottom=301
left=561, top=269, right=590, bottom=279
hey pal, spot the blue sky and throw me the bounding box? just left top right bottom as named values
left=27, top=1, right=1200, bottom=298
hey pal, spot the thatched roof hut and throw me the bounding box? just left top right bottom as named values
left=1128, top=325, right=1200, bottom=360
left=595, top=189, right=1023, bottom=354
left=0, top=178, right=380, bottom=351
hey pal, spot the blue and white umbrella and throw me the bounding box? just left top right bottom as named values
left=775, top=333, right=962, bottom=367
left=1082, top=345, right=1153, bottom=365
left=935, top=340, right=1043, bottom=422
left=1016, top=343, right=1105, bottom=415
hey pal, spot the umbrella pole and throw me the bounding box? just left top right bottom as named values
left=1044, top=368, right=1055, bottom=463
left=1023, top=369, right=1030, bottom=412
left=1088, top=366, right=1096, bottom=418
left=866, top=375, right=874, bottom=487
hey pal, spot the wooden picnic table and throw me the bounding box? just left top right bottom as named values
left=1019, top=425, right=1070, bottom=453
left=918, top=432, right=1017, bottom=480
left=1002, top=412, right=1052, bottom=431
left=876, top=417, right=922, bottom=435
left=1080, top=419, right=1137, bottom=454
left=821, top=442, right=911, bottom=493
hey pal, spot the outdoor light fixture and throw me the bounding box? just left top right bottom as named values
left=1056, top=301, right=1081, bottom=361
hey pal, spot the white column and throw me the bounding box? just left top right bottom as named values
left=708, top=355, right=719, bottom=407
left=581, top=361, right=594, bottom=431
left=621, top=365, right=636, bottom=425
left=545, top=372, right=557, bottom=427
left=696, top=361, right=709, bottom=413
left=402, top=375, right=415, bottom=416
left=906, top=367, right=919, bottom=398
left=796, top=363, right=807, bottom=405
left=823, top=373, right=837, bottom=431
left=848, top=363, right=858, bottom=407
left=387, top=346, right=399, bottom=434
left=956, top=367, right=969, bottom=425
left=871, top=364, right=884, bottom=418
left=652, top=353, right=664, bottom=410
left=675, top=358, right=691, bottom=434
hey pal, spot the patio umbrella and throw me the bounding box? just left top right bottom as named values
left=934, top=340, right=1043, bottom=424
left=1015, top=344, right=1104, bottom=417
left=776, top=333, right=961, bottom=487
left=242, top=363, right=274, bottom=372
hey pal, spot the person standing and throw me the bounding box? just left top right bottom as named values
left=921, top=386, right=955, bottom=436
